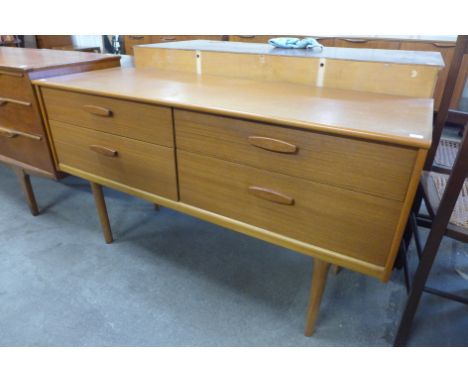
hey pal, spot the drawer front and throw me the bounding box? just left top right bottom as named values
left=178, top=151, right=402, bottom=267
left=124, top=35, right=224, bottom=54
left=151, top=35, right=188, bottom=43
left=334, top=38, right=400, bottom=50
left=150, top=35, right=224, bottom=43
left=229, top=35, right=274, bottom=43
left=124, top=35, right=152, bottom=55
left=175, top=110, right=416, bottom=201
left=315, top=37, right=335, bottom=47
left=0, top=70, right=33, bottom=102
left=0, top=100, right=43, bottom=135
left=42, top=88, right=174, bottom=147
left=0, top=128, right=55, bottom=173
left=50, top=120, right=178, bottom=200
left=231, top=36, right=335, bottom=46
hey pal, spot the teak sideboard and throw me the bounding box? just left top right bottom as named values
left=33, top=41, right=443, bottom=335
left=0, top=47, right=120, bottom=214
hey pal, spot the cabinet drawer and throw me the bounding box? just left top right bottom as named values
left=50, top=120, right=178, bottom=200
left=0, top=128, right=54, bottom=173
left=150, top=35, right=224, bottom=43
left=334, top=38, right=400, bottom=50
left=178, top=151, right=401, bottom=267
left=124, top=35, right=152, bottom=55
left=229, top=35, right=274, bottom=43
left=0, top=100, right=42, bottom=135
left=315, top=37, right=335, bottom=47
left=0, top=70, right=33, bottom=102
left=175, top=110, right=416, bottom=201
left=42, top=88, right=174, bottom=147
left=230, top=35, right=325, bottom=45
left=152, top=35, right=188, bottom=43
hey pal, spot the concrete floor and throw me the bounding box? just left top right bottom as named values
left=1, top=163, right=467, bottom=346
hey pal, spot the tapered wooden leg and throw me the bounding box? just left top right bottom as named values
left=14, top=167, right=39, bottom=216
left=90, top=182, right=113, bottom=244
left=304, top=259, right=331, bottom=336
left=154, top=203, right=160, bottom=211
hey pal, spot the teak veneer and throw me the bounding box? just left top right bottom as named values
left=34, top=41, right=443, bottom=336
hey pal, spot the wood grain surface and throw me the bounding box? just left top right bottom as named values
left=178, top=150, right=402, bottom=267
left=42, top=87, right=174, bottom=147
left=50, top=120, right=178, bottom=200
left=0, top=47, right=119, bottom=72
left=175, top=109, right=417, bottom=201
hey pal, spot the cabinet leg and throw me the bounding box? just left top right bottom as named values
left=14, top=167, right=39, bottom=216
left=90, top=182, right=113, bottom=244
left=154, top=203, right=160, bottom=211
left=304, top=258, right=331, bottom=336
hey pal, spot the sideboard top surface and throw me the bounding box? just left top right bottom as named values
left=34, top=67, right=433, bottom=149
left=135, top=40, right=444, bottom=67
left=0, top=47, right=119, bottom=72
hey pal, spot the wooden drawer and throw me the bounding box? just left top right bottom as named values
left=150, top=35, right=224, bottom=43
left=400, top=41, right=456, bottom=110
left=230, top=35, right=330, bottom=45
left=315, top=37, right=335, bottom=47
left=50, top=120, right=178, bottom=199
left=42, top=88, right=174, bottom=147
left=124, top=35, right=152, bottom=55
left=178, top=151, right=402, bottom=267
left=0, top=127, right=54, bottom=173
left=0, top=70, right=33, bottom=102
left=229, top=35, right=274, bottom=43
left=125, top=36, right=225, bottom=54
left=334, top=38, right=400, bottom=50
left=174, top=110, right=416, bottom=201
left=0, top=100, right=42, bottom=135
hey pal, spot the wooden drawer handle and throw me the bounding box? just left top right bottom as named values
left=0, top=129, right=18, bottom=138
left=161, top=36, right=176, bottom=41
left=129, top=36, right=145, bottom=40
left=89, top=145, right=118, bottom=157
left=248, top=136, right=297, bottom=153
left=343, top=38, right=368, bottom=43
left=83, top=105, right=112, bottom=117
left=238, top=35, right=256, bottom=38
left=0, top=126, right=41, bottom=140
left=433, top=42, right=456, bottom=48
left=248, top=186, right=294, bottom=205
left=0, top=97, right=32, bottom=107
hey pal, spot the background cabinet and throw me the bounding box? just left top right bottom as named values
left=333, top=37, right=400, bottom=50
left=124, top=35, right=226, bottom=55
